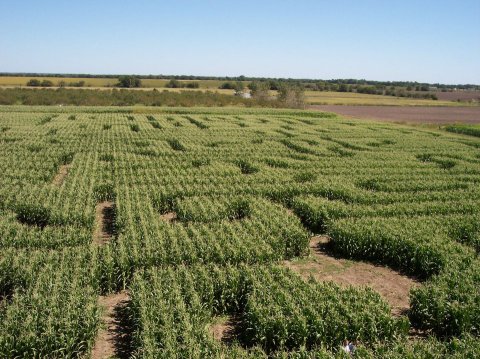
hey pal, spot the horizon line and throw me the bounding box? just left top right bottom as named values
left=0, top=72, right=478, bottom=87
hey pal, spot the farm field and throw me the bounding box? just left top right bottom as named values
left=0, top=76, right=229, bottom=89
left=310, top=105, right=480, bottom=124
left=0, top=106, right=479, bottom=358
left=304, top=91, right=477, bottom=107
left=435, top=90, right=480, bottom=102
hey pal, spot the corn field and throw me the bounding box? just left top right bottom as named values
left=0, top=106, right=479, bottom=358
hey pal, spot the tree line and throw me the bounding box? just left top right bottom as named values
left=23, top=75, right=438, bottom=101
left=0, top=88, right=304, bottom=108
left=3, top=72, right=476, bottom=90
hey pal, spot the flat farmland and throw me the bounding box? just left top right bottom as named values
left=311, top=105, right=480, bottom=124
left=304, top=90, right=469, bottom=107
left=0, top=106, right=479, bottom=358
left=0, top=76, right=231, bottom=89
left=434, top=91, right=480, bottom=102
left=307, top=91, right=480, bottom=106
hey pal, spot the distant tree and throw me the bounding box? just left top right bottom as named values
left=385, top=88, right=395, bottom=96
left=26, top=79, right=53, bottom=87
left=329, top=83, right=339, bottom=91
left=277, top=84, right=305, bottom=108
left=268, top=80, right=281, bottom=90
left=185, top=82, right=199, bottom=89
left=315, top=82, right=326, bottom=91
left=165, top=79, right=182, bottom=88
left=26, top=79, right=41, bottom=87
left=234, top=81, right=245, bottom=94
left=249, top=81, right=270, bottom=101
left=117, top=76, right=142, bottom=88
left=69, top=80, right=85, bottom=87
left=40, top=80, right=54, bottom=87
left=356, top=85, right=377, bottom=95
left=219, top=82, right=235, bottom=90
left=338, top=84, right=348, bottom=92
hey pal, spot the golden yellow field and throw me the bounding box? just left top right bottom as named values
left=0, top=76, right=115, bottom=87
left=0, top=76, right=230, bottom=89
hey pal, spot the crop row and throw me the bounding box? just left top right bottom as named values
left=0, top=109, right=479, bottom=357
left=129, top=265, right=406, bottom=357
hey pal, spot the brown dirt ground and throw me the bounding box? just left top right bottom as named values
left=208, top=316, right=239, bottom=343
left=160, top=211, right=177, bottom=223
left=434, top=91, right=480, bottom=102
left=310, top=105, right=480, bottom=124
left=93, top=201, right=115, bottom=245
left=283, top=236, right=419, bottom=316
left=52, top=164, right=70, bottom=186
left=404, top=91, right=480, bottom=102
left=91, top=291, right=130, bottom=359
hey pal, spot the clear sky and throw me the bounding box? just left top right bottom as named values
left=1, top=0, right=479, bottom=84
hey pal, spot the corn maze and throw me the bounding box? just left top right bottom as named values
left=0, top=106, right=479, bottom=358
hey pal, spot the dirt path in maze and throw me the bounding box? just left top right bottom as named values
left=208, top=315, right=242, bottom=344
left=52, top=164, right=71, bottom=186
left=160, top=211, right=177, bottom=223
left=283, top=236, right=420, bottom=316
left=91, top=291, right=132, bottom=359
left=93, top=201, right=115, bottom=245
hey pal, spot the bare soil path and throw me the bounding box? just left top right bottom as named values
left=208, top=315, right=240, bottom=343
left=52, top=164, right=71, bottom=186
left=93, top=201, right=115, bottom=245
left=284, top=236, right=419, bottom=316
left=160, top=211, right=177, bottom=223
left=91, top=291, right=132, bottom=359
left=310, top=105, right=480, bottom=124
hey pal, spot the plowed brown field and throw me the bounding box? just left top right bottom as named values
left=310, top=105, right=480, bottom=124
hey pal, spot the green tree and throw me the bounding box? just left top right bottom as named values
left=26, top=79, right=41, bottom=87
left=234, top=81, right=245, bottom=94
left=249, top=81, right=270, bottom=101
left=219, top=82, right=235, bottom=90
left=185, top=82, right=199, bottom=88
left=165, top=79, right=182, bottom=88
left=117, top=75, right=142, bottom=88
left=40, top=80, right=54, bottom=87
left=277, top=84, right=305, bottom=108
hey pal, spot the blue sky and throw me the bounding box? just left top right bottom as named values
left=1, top=0, right=479, bottom=84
